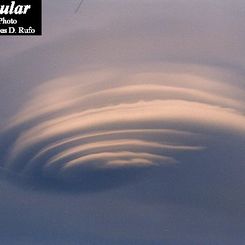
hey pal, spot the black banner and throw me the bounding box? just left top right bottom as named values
left=0, top=0, right=41, bottom=35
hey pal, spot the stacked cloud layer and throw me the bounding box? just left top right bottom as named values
left=0, top=66, right=244, bottom=191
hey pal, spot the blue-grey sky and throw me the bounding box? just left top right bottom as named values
left=0, top=0, right=245, bottom=244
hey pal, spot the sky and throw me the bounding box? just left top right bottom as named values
left=0, top=0, right=245, bottom=244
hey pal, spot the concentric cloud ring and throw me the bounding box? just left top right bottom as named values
left=0, top=67, right=244, bottom=191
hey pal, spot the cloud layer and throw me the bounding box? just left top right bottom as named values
left=0, top=66, right=244, bottom=191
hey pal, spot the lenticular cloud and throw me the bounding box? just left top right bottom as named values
left=0, top=66, right=245, bottom=191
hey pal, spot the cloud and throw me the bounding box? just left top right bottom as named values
left=0, top=1, right=245, bottom=244
left=0, top=67, right=244, bottom=192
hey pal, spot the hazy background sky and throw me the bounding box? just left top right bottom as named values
left=0, top=0, right=245, bottom=244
